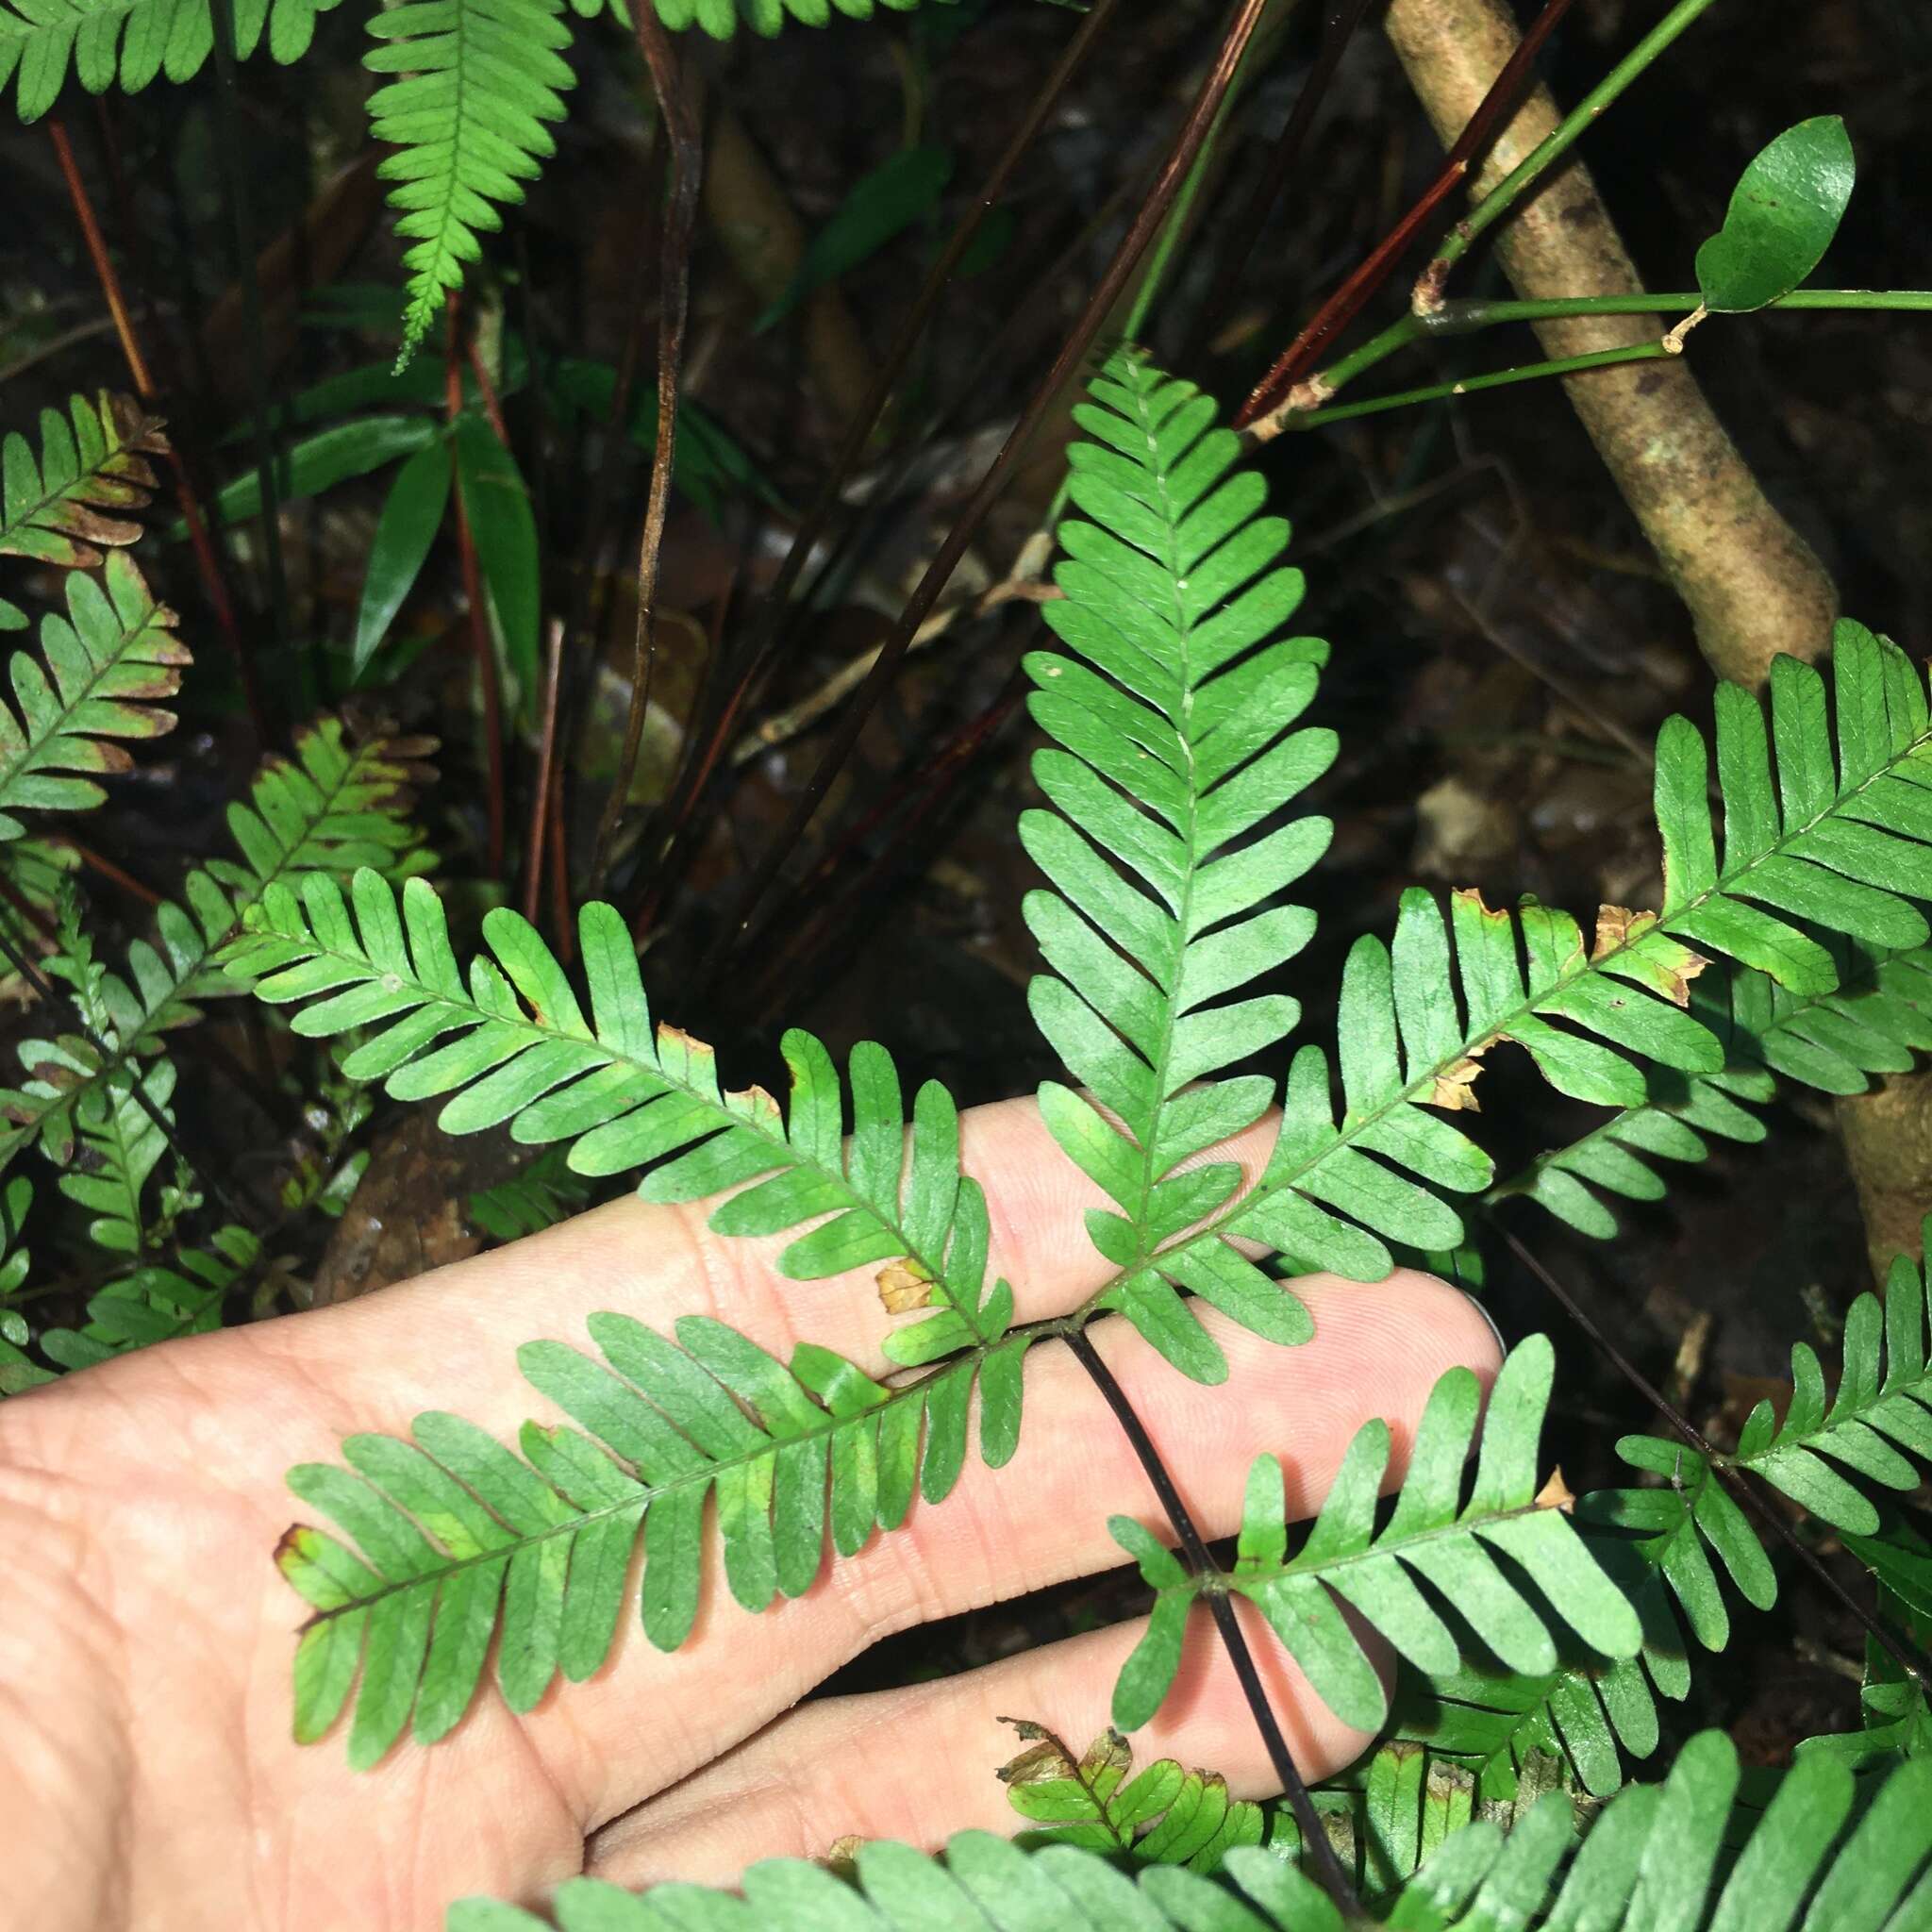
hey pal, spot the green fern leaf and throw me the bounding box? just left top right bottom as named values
left=57, top=1051, right=175, bottom=1255
left=0, top=550, right=188, bottom=838
left=230, top=870, right=1016, bottom=1364
left=0, top=0, right=339, bottom=123
left=1500, top=941, right=1932, bottom=1238
left=1594, top=1226, right=1932, bottom=1652
left=0, top=717, right=432, bottom=1168
left=0, top=1174, right=48, bottom=1393
left=364, top=0, right=576, bottom=360
left=1107, top=1338, right=1642, bottom=1737
left=37, top=1222, right=258, bottom=1372
left=444, top=1731, right=1932, bottom=1932
left=278, top=1307, right=1013, bottom=1765
left=0, top=391, right=166, bottom=627
left=466, top=1144, right=591, bottom=1241
left=998, top=1722, right=1270, bottom=1874
left=1023, top=350, right=1341, bottom=1382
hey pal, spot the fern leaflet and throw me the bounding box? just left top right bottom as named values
left=0, top=391, right=165, bottom=626
left=36, top=1222, right=258, bottom=1372
left=0, top=550, right=188, bottom=838
left=998, top=1722, right=1274, bottom=1874
left=364, top=0, right=579, bottom=360
left=229, top=872, right=1013, bottom=1362
left=1106, top=1338, right=1641, bottom=1738
left=0, top=0, right=339, bottom=121
left=276, top=1307, right=1020, bottom=1766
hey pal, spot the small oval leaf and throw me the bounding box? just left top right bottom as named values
left=1694, top=115, right=1856, bottom=315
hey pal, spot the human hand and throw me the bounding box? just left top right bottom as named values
left=0, top=1095, right=1497, bottom=1932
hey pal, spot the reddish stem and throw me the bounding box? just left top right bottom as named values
left=47, top=115, right=267, bottom=738
left=1234, top=0, right=1580, bottom=427
left=447, top=299, right=508, bottom=876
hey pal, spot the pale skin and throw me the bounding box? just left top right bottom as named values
left=0, top=1095, right=1499, bottom=1931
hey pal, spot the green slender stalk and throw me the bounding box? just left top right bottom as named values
left=1283, top=341, right=1669, bottom=428
left=1256, top=289, right=1932, bottom=434
left=1419, top=0, right=1723, bottom=295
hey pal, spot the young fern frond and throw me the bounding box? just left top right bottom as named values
left=0, top=1174, right=45, bottom=1393
left=1023, top=350, right=1339, bottom=1379
left=277, top=1307, right=1020, bottom=1766
left=0, top=391, right=166, bottom=627
left=364, top=0, right=582, bottom=361
left=999, top=1722, right=1274, bottom=1874
left=0, top=717, right=431, bottom=1167
left=1595, top=1225, right=1932, bottom=1648
left=58, top=1052, right=176, bottom=1255
left=36, top=1222, right=258, bottom=1372
left=229, top=872, right=1012, bottom=1361
left=1107, top=1338, right=1642, bottom=1738
left=0, top=0, right=339, bottom=122
left=451, top=1731, right=1932, bottom=1932
left=0, top=550, right=187, bottom=839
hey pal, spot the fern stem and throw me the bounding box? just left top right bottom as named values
left=207, top=0, right=293, bottom=689
left=45, top=117, right=267, bottom=740
left=1064, top=1326, right=1362, bottom=1916
left=1493, top=1219, right=1932, bottom=1694
left=1234, top=0, right=1582, bottom=426
left=1180, top=0, right=1378, bottom=370
left=1281, top=341, right=1672, bottom=428
left=642, top=0, right=1122, bottom=939
left=706, top=0, right=1276, bottom=973
left=445, top=300, right=507, bottom=877
left=590, top=2, right=700, bottom=895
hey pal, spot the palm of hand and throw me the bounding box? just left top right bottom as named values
left=0, top=1098, right=1494, bottom=1932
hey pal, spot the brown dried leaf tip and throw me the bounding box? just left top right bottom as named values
left=876, top=1257, right=935, bottom=1315
left=1591, top=905, right=1709, bottom=1008
left=1534, top=1467, right=1577, bottom=1513
left=0, top=392, right=171, bottom=572
left=1430, top=1054, right=1487, bottom=1113
left=995, top=1717, right=1130, bottom=1790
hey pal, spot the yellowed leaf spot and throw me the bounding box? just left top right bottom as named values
left=1591, top=905, right=1709, bottom=1007
left=1535, top=1467, right=1577, bottom=1513
left=877, top=1259, right=935, bottom=1314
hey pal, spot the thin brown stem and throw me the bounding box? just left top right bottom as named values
left=1181, top=0, right=1378, bottom=370
left=45, top=115, right=268, bottom=740
left=1064, top=1328, right=1360, bottom=1915
left=448, top=300, right=507, bottom=876
left=706, top=0, right=1275, bottom=974
left=1235, top=0, right=1579, bottom=426
left=590, top=4, right=701, bottom=893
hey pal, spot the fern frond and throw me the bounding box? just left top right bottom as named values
left=1592, top=1227, right=1932, bottom=1657
left=36, top=1222, right=257, bottom=1372
left=0, top=717, right=431, bottom=1168
left=1107, top=1338, right=1642, bottom=1738
left=654, top=0, right=927, bottom=42
left=998, top=1722, right=1273, bottom=1874
left=230, top=870, right=1016, bottom=1364
left=1022, top=351, right=1344, bottom=1381
left=57, top=1052, right=176, bottom=1255
left=277, top=1306, right=1018, bottom=1766
left=448, top=1731, right=1932, bottom=1932
left=0, top=0, right=338, bottom=123
left=1499, top=942, right=1932, bottom=1238
left=0, top=391, right=165, bottom=627
left=364, top=0, right=575, bottom=360
left=0, top=550, right=187, bottom=838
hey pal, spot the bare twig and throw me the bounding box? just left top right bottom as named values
left=590, top=4, right=701, bottom=892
